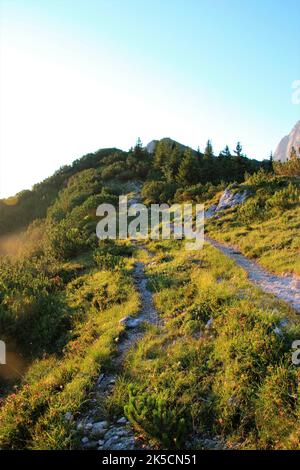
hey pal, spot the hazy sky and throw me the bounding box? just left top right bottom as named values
left=0, top=0, right=299, bottom=198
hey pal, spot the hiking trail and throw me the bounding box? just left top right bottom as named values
left=206, top=236, right=300, bottom=313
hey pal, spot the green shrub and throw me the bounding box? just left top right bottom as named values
left=174, top=182, right=225, bottom=203
left=124, top=384, right=191, bottom=449
left=237, top=197, right=266, bottom=224
left=0, top=257, right=71, bottom=357
left=266, top=183, right=300, bottom=210
left=101, top=162, right=127, bottom=180
left=141, top=181, right=165, bottom=204
left=93, top=251, right=125, bottom=270
left=97, top=239, right=134, bottom=257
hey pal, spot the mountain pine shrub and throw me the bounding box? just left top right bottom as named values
left=266, top=183, right=300, bottom=211
left=124, top=384, right=191, bottom=449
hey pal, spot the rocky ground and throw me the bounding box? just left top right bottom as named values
left=73, top=248, right=160, bottom=450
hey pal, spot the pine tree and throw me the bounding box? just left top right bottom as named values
left=268, top=151, right=274, bottom=172
left=290, top=146, right=297, bottom=160
left=133, top=137, right=144, bottom=158
left=162, top=144, right=181, bottom=182
left=204, top=140, right=214, bottom=159
left=153, top=140, right=172, bottom=171
left=177, top=148, right=199, bottom=185
left=219, top=145, right=231, bottom=158
left=234, top=141, right=243, bottom=158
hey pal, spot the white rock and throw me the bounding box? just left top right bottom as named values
left=274, top=120, right=300, bottom=162
left=117, top=417, right=128, bottom=425
left=91, top=421, right=108, bottom=437
left=216, top=189, right=248, bottom=212
left=119, top=316, right=140, bottom=329
left=81, top=437, right=89, bottom=444
left=205, top=204, right=217, bottom=219
left=115, top=429, right=129, bottom=437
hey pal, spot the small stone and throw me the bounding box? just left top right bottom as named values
left=97, top=374, right=105, bottom=386
left=64, top=412, right=73, bottom=421
left=117, top=417, right=127, bottom=425
left=273, top=326, right=283, bottom=336
left=94, top=420, right=108, bottom=427
left=91, top=421, right=108, bottom=437
left=98, top=439, right=105, bottom=446
left=85, top=422, right=93, bottom=430
left=102, top=435, right=119, bottom=448
left=84, top=440, right=98, bottom=449
left=81, top=437, right=89, bottom=444
left=116, top=429, right=129, bottom=437
left=279, top=318, right=289, bottom=328
left=205, top=318, right=213, bottom=329
left=119, top=316, right=140, bottom=329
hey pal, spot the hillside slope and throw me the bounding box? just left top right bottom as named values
left=0, top=141, right=300, bottom=450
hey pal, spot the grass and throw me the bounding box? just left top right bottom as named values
left=0, top=253, right=140, bottom=449
left=107, top=239, right=300, bottom=449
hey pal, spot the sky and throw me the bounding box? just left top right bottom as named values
left=0, top=0, right=299, bottom=198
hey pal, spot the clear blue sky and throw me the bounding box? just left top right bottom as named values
left=0, top=0, right=299, bottom=197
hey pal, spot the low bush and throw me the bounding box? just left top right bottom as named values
left=124, top=384, right=191, bottom=449
left=237, top=197, right=266, bottom=224
left=93, top=251, right=125, bottom=271
left=266, top=183, right=300, bottom=211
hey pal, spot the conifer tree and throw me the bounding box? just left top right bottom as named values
left=290, top=146, right=297, bottom=160
left=204, top=140, right=214, bottom=159
left=162, top=144, right=181, bottom=182
left=133, top=137, right=144, bottom=158
left=234, top=141, right=243, bottom=158
left=219, top=145, right=231, bottom=158
left=153, top=140, right=172, bottom=171
left=177, top=148, right=199, bottom=185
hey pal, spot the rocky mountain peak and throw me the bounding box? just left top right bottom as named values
left=274, top=120, right=300, bottom=161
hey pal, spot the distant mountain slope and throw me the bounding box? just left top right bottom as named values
left=146, top=137, right=192, bottom=155
left=274, top=120, right=300, bottom=162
